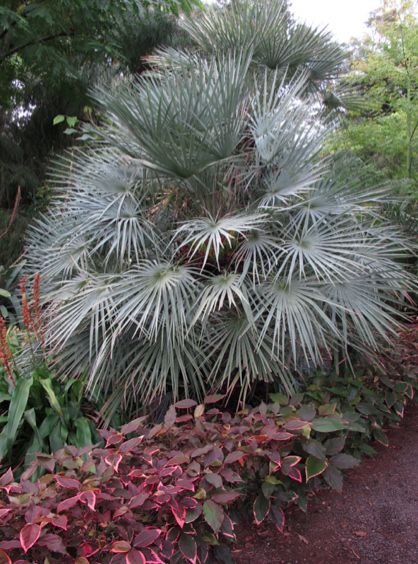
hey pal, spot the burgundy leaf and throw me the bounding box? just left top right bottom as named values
left=57, top=495, right=80, bottom=513
left=126, top=548, right=146, bottom=564
left=0, top=549, right=11, bottom=564
left=79, top=490, right=96, bottom=511
left=211, top=491, right=241, bottom=505
left=164, top=405, right=177, bottom=428
left=55, top=475, right=81, bottom=490
left=133, top=528, right=161, bottom=548
left=119, top=436, right=144, bottom=453
left=174, top=399, right=197, bottom=409
left=224, top=451, right=245, bottom=464
left=121, top=416, right=147, bottom=435
left=179, top=533, right=197, bottom=564
left=20, top=523, right=41, bottom=553
left=129, top=492, right=149, bottom=509
left=110, top=540, right=131, bottom=553
left=0, top=468, right=13, bottom=487
left=37, top=533, right=66, bottom=554
left=204, top=395, right=225, bottom=404
left=270, top=505, right=285, bottom=532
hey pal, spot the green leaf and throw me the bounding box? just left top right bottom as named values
left=303, top=439, right=326, bottom=460
left=270, top=393, right=288, bottom=406
left=311, top=417, right=346, bottom=433
left=39, top=376, right=64, bottom=417
left=324, top=436, right=346, bottom=456
left=323, top=465, right=343, bottom=492
left=305, top=455, right=328, bottom=482
left=373, top=428, right=389, bottom=447
left=203, top=500, right=224, bottom=533
left=0, top=376, right=33, bottom=460
left=75, top=417, right=92, bottom=447
left=0, top=289, right=11, bottom=298
left=331, top=453, right=360, bottom=470
left=253, top=494, right=270, bottom=524
left=66, top=116, right=78, bottom=128
left=53, top=114, right=65, bottom=125
left=298, top=403, right=316, bottom=421
left=179, top=533, right=197, bottom=563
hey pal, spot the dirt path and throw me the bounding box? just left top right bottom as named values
left=234, top=408, right=418, bottom=564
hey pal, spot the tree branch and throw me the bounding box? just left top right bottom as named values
left=0, top=30, right=74, bottom=64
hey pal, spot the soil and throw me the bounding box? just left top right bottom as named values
left=233, top=408, right=418, bottom=564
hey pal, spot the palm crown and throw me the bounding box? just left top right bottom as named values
left=26, top=0, right=414, bottom=418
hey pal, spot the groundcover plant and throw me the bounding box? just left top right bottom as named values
left=25, top=0, right=414, bottom=417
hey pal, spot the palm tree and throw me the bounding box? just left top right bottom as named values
left=25, top=0, right=415, bottom=418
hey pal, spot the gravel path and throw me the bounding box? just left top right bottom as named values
left=234, top=408, right=418, bottom=564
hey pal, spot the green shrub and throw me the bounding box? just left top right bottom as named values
left=0, top=277, right=98, bottom=471
left=25, top=0, right=416, bottom=417
left=0, top=371, right=415, bottom=562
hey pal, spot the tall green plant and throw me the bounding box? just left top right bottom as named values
left=0, top=277, right=98, bottom=470
left=25, top=0, right=416, bottom=418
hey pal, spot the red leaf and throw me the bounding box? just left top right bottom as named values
left=176, top=414, right=193, bottom=423
left=221, top=468, right=244, bottom=483
left=50, top=514, right=68, bottom=530
left=119, top=436, right=144, bottom=453
left=170, top=499, right=186, bottom=528
left=284, top=419, right=309, bottom=431
left=55, top=475, right=81, bottom=489
left=174, top=399, right=197, bottom=409
left=0, top=468, right=13, bottom=487
left=57, top=495, right=80, bottom=513
left=110, top=540, right=131, bottom=553
left=105, top=432, right=124, bottom=447
left=224, top=451, right=245, bottom=464
left=37, top=533, right=66, bottom=554
left=0, top=549, right=11, bottom=564
left=142, top=548, right=164, bottom=563
left=129, top=492, right=149, bottom=509
left=164, top=405, right=177, bottom=427
left=20, top=523, right=41, bottom=553
left=133, top=528, right=161, bottom=548
left=0, top=509, right=11, bottom=520
left=179, top=533, right=197, bottom=564
left=166, top=452, right=189, bottom=465
left=204, top=394, right=225, bottom=404
left=79, top=490, right=96, bottom=511
left=0, top=541, right=20, bottom=550
left=105, top=453, right=123, bottom=472
left=126, top=549, right=146, bottom=564
left=191, top=444, right=213, bottom=458
left=211, top=491, right=241, bottom=504
left=267, top=451, right=281, bottom=466
left=121, top=416, right=147, bottom=435
left=267, top=431, right=294, bottom=441
left=287, top=467, right=302, bottom=483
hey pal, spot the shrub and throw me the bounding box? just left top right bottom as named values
left=0, top=372, right=415, bottom=563
left=25, top=0, right=415, bottom=417
left=0, top=276, right=98, bottom=471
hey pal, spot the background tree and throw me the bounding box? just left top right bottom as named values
left=329, top=0, right=418, bottom=187
left=0, top=0, right=201, bottom=268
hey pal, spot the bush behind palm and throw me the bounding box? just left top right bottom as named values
left=25, top=0, right=416, bottom=418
